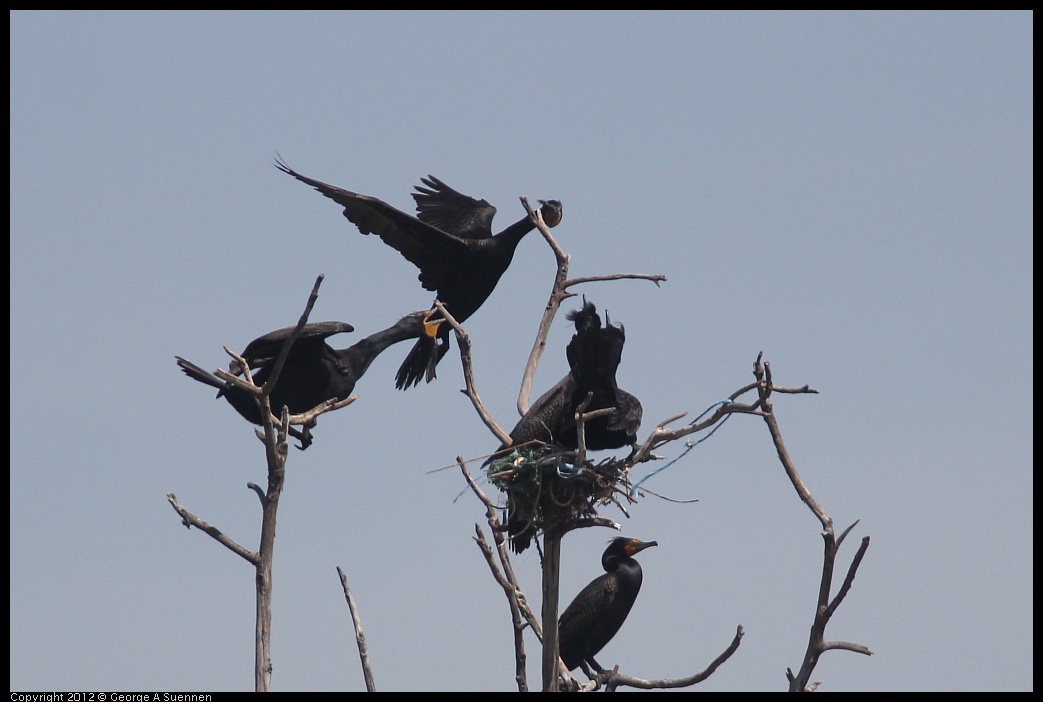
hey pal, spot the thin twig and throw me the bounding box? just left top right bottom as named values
left=516, top=197, right=572, bottom=416
left=564, top=272, right=667, bottom=288
left=598, top=625, right=745, bottom=690
left=337, top=566, right=376, bottom=692
left=435, top=300, right=511, bottom=445
left=165, top=493, right=259, bottom=565
left=460, top=458, right=542, bottom=692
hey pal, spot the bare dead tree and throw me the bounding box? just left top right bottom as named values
left=168, top=274, right=356, bottom=692
left=745, top=359, right=877, bottom=691
left=444, top=199, right=872, bottom=691
left=434, top=202, right=731, bottom=691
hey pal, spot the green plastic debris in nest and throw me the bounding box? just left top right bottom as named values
left=486, top=441, right=630, bottom=513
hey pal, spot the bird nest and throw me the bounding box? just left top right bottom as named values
left=486, top=442, right=631, bottom=539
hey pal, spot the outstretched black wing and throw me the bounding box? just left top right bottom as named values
left=412, top=174, right=497, bottom=240
left=274, top=157, right=473, bottom=293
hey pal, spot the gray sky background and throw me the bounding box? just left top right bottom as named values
left=10, top=11, right=1032, bottom=692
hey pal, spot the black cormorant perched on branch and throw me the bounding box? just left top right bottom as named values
left=274, top=157, right=563, bottom=389
left=497, top=300, right=643, bottom=552
left=176, top=313, right=425, bottom=448
left=558, top=537, right=658, bottom=676
left=516, top=298, right=643, bottom=451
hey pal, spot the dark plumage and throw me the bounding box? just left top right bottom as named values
left=512, top=300, right=642, bottom=451
left=176, top=313, right=425, bottom=448
left=502, top=300, right=643, bottom=552
left=558, top=537, right=658, bottom=675
left=274, top=157, right=563, bottom=389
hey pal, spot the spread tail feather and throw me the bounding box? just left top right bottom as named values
left=395, top=335, right=449, bottom=390
left=175, top=356, right=227, bottom=393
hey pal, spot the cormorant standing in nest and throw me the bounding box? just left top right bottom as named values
left=501, top=300, right=643, bottom=552
left=558, top=537, right=658, bottom=676
left=176, top=312, right=426, bottom=448
left=274, top=157, right=563, bottom=389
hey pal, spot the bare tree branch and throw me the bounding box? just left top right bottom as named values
left=165, top=492, right=258, bottom=565
left=738, top=355, right=875, bottom=691
left=757, top=360, right=830, bottom=530
left=286, top=395, right=358, bottom=428
left=472, top=524, right=531, bottom=693
left=596, top=625, right=745, bottom=691
left=434, top=300, right=511, bottom=445
left=564, top=272, right=667, bottom=288
left=515, top=197, right=668, bottom=417
left=516, top=197, right=573, bottom=417
left=459, top=459, right=580, bottom=691
left=261, top=275, right=324, bottom=407
left=625, top=354, right=819, bottom=473
left=337, top=566, right=376, bottom=692
left=561, top=516, right=622, bottom=536
left=826, top=536, right=872, bottom=623
left=459, top=458, right=531, bottom=691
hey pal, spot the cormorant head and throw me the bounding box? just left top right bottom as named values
left=566, top=297, right=601, bottom=332
left=538, top=199, right=563, bottom=228
left=603, top=537, right=658, bottom=570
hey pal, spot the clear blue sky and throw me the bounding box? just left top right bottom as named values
left=10, top=11, right=1032, bottom=692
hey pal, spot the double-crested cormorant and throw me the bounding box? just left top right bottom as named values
left=502, top=300, right=643, bottom=552
left=558, top=537, right=658, bottom=676
left=274, top=157, right=563, bottom=389
left=176, top=313, right=425, bottom=448
left=509, top=299, right=642, bottom=451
